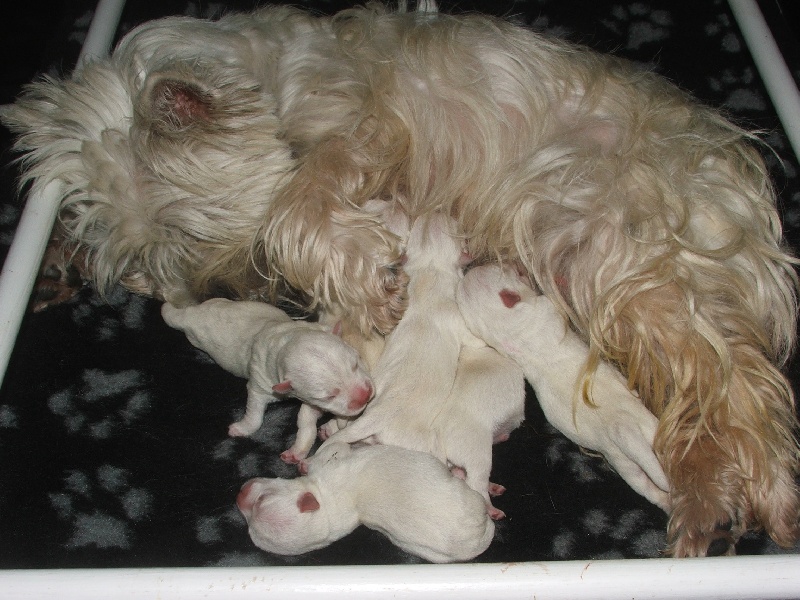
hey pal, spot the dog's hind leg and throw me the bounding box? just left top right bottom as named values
left=598, top=283, right=800, bottom=557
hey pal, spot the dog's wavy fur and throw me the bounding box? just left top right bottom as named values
left=3, top=2, right=798, bottom=556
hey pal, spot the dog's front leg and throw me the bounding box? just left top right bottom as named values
left=259, top=143, right=408, bottom=337
left=228, top=381, right=275, bottom=437
left=281, top=404, right=324, bottom=464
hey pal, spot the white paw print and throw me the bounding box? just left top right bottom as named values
left=47, top=369, right=151, bottom=437
left=600, top=4, right=673, bottom=51
left=48, top=465, right=154, bottom=550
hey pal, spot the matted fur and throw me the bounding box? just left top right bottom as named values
left=2, top=2, right=798, bottom=557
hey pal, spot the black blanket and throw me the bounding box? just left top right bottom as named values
left=1, top=0, right=799, bottom=569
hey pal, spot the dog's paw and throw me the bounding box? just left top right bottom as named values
left=30, top=245, right=85, bottom=312
left=317, top=419, right=339, bottom=440
left=487, top=504, right=506, bottom=520
left=669, top=520, right=739, bottom=557
left=488, top=482, right=506, bottom=497
left=280, top=447, right=308, bottom=465
left=228, top=421, right=258, bottom=437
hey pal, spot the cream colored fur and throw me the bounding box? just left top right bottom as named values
left=161, top=299, right=373, bottom=463
left=318, top=212, right=526, bottom=518
left=457, top=265, right=670, bottom=512
left=236, top=442, right=495, bottom=562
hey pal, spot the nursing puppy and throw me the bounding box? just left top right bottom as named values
left=161, top=299, right=373, bottom=462
left=458, top=265, right=671, bottom=513
left=4, top=2, right=798, bottom=555
left=236, top=442, right=495, bottom=563
left=317, top=212, right=527, bottom=517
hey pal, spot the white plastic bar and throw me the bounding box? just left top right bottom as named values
left=78, top=0, right=128, bottom=66
left=728, top=0, right=800, bottom=161
left=0, top=556, right=799, bottom=599
left=0, top=0, right=125, bottom=386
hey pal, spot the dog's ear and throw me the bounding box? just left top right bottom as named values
left=499, top=289, right=521, bottom=308
left=297, top=491, right=320, bottom=513
left=272, top=380, right=294, bottom=394
left=148, top=78, right=212, bottom=129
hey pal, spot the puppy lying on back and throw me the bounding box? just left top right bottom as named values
left=161, top=299, right=373, bottom=463
left=236, top=442, right=495, bottom=563
left=456, top=265, right=670, bottom=511
left=319, top=213, right=525, bottom=518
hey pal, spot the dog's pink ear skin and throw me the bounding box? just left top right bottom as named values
left=499, top=289, right=521, bottom=308
left=297, top=491, right=320, bottom=513
left=272, top=380, right=294, bottom=394
left=332, top=321, right=343, bottom=337
left=151, top=79, right=211, bottom=128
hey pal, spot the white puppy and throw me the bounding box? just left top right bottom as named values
left=236, top=442, right=495, bottom=563
left=161, top=299, right=373, bottom=462
left=456, top=265, right=671, bottom=511
left=319, top=214, right=525, bottom=518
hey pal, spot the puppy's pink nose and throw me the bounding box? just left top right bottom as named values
left=236, top=480, right=257, bottom=513
left=348, top=382, right=373, bottom=411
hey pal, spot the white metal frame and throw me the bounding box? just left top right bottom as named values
left=1, top=1, right=799, bottom=598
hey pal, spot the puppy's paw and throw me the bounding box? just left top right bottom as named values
left=228, top=421, right=258, bottom=437
left=280, top=447, right=308, bottom=465
left=487, top=504, right=506, bottom=520
left=488, top=483, right=506, bottom=497
left=318, top=419, right=339, bottom=440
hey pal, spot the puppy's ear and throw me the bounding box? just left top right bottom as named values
left=499, top=289, right=522, bottom=308
left=149, top=78, right=212, bottom=129
left=272, top=380, right=294, bottom=394
left=297, top=491, right=320, bottom=513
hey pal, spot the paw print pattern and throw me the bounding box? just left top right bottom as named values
left=552, top=508, right=666, bottom=559
left=704, top=10, right=743, bottom=54
left=48, top=465, right=154, bottom=550
left=65, top=10, right=93, bottom=52
left=545, top=436, right=605, bottom=484
left=599, top=4, right=673, bottom=51
left=700, top=7, right=776, bottom=117
left=0, top=405, right=19, bottom=428
left=70, top=286, right=148, bottom=340
left=47, top=369, right=151, bottom=438
left=708, top=66, right=768, bottom=112
left=195, top=508, right=245, bottom=546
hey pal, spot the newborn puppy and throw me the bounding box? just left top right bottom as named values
left=319, top=214, right=525, bottom=518
left=161, top=299, right=373, bottom=462
left=236, top=442, right=495, bottom=563
left=457, top=265, right=670, bottom=511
